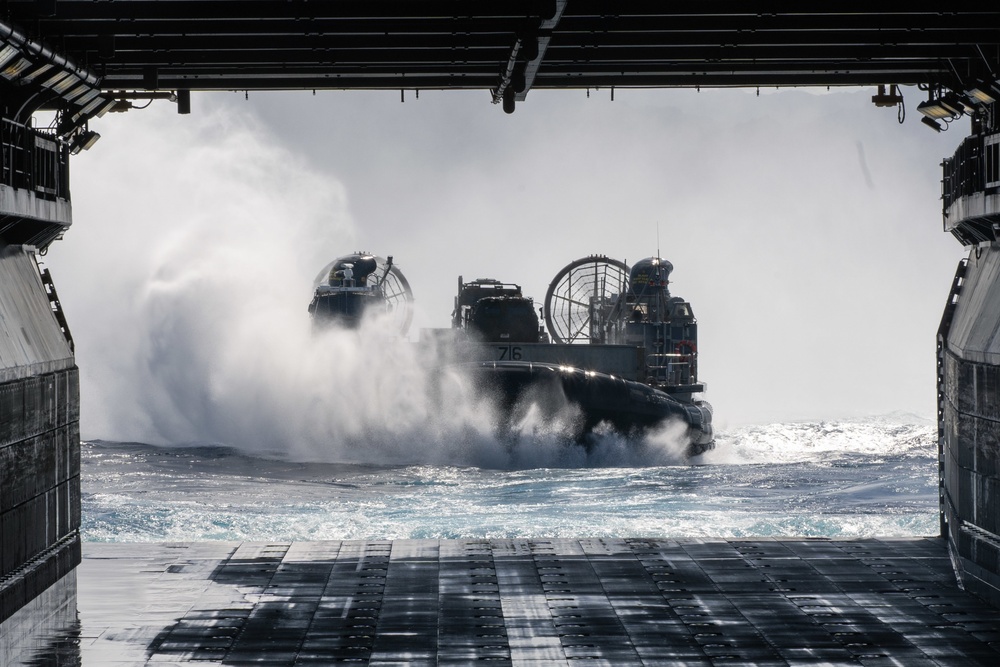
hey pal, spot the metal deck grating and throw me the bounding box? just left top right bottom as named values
left=35, top=537, right=1000, bottom=664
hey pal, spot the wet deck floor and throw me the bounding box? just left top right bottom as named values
left=4, top=537, right=1000, bottom=665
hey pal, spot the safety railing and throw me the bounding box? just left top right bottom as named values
left=39, top=266, right=74, bottom=352
left=937, top=257, right=968, bottom=537
left=1, top=118, right=69, bottom=201
left=646, top=352, right=696, bottom=387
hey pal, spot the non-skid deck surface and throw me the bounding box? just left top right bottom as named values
left=38, top=538, right=1000, bottom=664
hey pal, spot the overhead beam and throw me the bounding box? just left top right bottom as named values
left=0, top=2, right=995, bottom=110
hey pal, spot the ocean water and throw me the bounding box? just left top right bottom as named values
left=81, top=413, right=939, bottom=542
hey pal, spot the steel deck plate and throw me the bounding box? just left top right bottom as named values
left=5, top=537, right=1000, bottom=665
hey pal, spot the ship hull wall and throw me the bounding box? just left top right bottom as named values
left=0, top=246, right=79, bottom=624
left=942, top=244, right=1000, bottom=608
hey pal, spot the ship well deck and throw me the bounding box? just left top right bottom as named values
left=4, top=537, right=1000, bottom=665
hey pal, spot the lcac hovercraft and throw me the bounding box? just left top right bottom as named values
left=308, top=252, right=414, bottom=335
left=458, top=255, right=714, bottom=455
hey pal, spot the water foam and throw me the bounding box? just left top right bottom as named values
left=704, top=414, right=936, bottom=465
left=81, top=424, right=938, bottom=543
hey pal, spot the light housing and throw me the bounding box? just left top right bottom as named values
left=19, top=63, right=54, bottom=86
left=917, top=96, right=964, bottom=119
left=93, top=98, right=117, bottom=117
left=68, top=129, right=100, bottom=154
left=78, top=96, right=105, bottom=116
left=50, top=73, right=82, bottom=95
left=966, top=79, right=1000, bottom=105
left=0, top=44, right=21, bottom=69
left=1, top=57, right=33, bottom=81
left=921, top=116, right=943, bottom=132
left=63, top=83, right=91, bottom=103
left=72, top=89, right=100, bottom=107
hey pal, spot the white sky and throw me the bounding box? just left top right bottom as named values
left=46, top=86, right=971, bottom=443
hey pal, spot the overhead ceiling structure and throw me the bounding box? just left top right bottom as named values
left=2, top=1, right=999, bottom=115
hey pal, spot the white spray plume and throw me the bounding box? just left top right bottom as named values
left=52, top=101, right=695, bottom=468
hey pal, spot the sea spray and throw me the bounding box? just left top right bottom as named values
left=88, top=229, right=698, bottom=466
left=52, top=102, right=355, bottom=443
left=707, top=414, right=937, bottom=465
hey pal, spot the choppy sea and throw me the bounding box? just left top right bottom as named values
left=82, top=413, right=939, bottom=542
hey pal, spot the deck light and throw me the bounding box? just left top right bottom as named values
left=73, top=88, right=100, bottom=108
left=921, top=116, right=943, bottom=132
left=56, top=99, right=112, bottom=136
left=40, top=70, right=81, bottom=94
left=966, top=79, right=1000, bottom=105
left=78, top=97, right=117, bottom=118
left=63, top=83, right=91, bottom=103
left=78, top=96, right=105, bottom=116
left=1, top=56, right=32, bottom=81
left=19, top=63, right=52, bottom=84
left=68, top=129, right=100, bottom=154
left=0, top=44, right=20, bottom=69
left=49, top=73, right=82, bottom=95
left=917, top=100, right=946, bottom=119
left=93, top=98, right=117, bottom=117
left=917, top=95, right=964, bottom=119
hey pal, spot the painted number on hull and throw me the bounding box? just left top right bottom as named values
left=498, top=346, right=523, bottom=360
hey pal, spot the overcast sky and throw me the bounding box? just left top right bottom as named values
left=46, top=85, right=970, bottom=447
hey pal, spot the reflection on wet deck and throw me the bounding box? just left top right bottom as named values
left=3, top=538, right=1000, bottom=665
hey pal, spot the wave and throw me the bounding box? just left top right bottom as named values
left=707, top=413, right=936, bottom=465
left=84, top=409, right=936, bottom=473
left=81, top=434, right=938, bottom=543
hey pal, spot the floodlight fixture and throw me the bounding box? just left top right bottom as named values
left=941, top=94, right=969, bottom=116
left=78, top=96, right=105, bottom=116
left=73, top=89, right=100, bottom=108
left=41, top=70, right=71, bottom=90
left=921, top=116, right=943, bottom=132
left=917, top=96, right=962, bottom=119
left=19, top=63, right=53, bottom=85
left=63, top=83, right=90, bottom=103
left=1, top=56, right=33, bottom=81
left=966, top=79, right=1000, bottom=105
left=93, top=98, right=117, bottom=117
left=68, top=129, right=100, bottom=154
left=50, top=73, right=82, bottom=95
left=0, top=44, right=21, bottom=69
